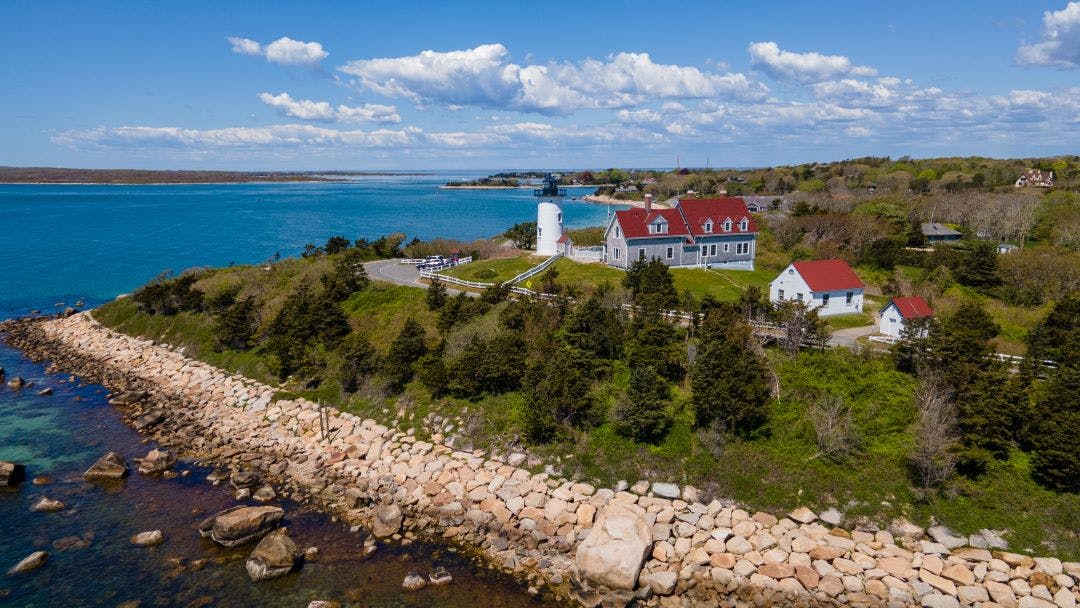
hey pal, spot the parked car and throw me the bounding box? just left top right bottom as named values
left=416, top=255, right=447, bottom=270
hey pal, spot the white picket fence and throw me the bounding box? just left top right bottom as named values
left=509, top=253, right=563, bottom=285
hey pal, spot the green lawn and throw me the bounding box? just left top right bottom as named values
left=440, top=255, right=539, bottom=283
left=824, top=312, right=875, bottom=331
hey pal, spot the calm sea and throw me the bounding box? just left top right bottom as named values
left=0, top=174, right=615, bottom=606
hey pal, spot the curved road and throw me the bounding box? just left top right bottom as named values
left=365, top=259, right=426, bottom=288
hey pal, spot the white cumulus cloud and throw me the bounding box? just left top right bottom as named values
left=748, top=41, right=876, bottom=83
left=258, top=92, right=400, bottom=123
left=227, top=36, right=328, bottom=66
left=1016, top=1, right=1080, bottom=68
left=338, top=43, right=766, bottom=115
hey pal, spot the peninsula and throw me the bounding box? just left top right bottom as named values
left=0, top=167, right=427, bottom=184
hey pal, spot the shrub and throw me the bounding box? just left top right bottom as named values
left=613, top=364, right=671, bottom=443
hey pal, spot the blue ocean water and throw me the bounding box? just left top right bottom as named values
left=0, top=175, right=618, bottom=318
left=0, top=174, right=612, bottom=605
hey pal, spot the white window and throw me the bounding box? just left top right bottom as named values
left=615, top=226, right=621, bottom=238
left=788, top=268, right=794, bottom=274
left=724, top=243, right=729, bottom=253
left=666, top=247, right=674, bottom=259
left=735, top=242, right=749, bottom=255
left=797, top=292, right=804, bottom=301
left=558, top=212, right=563, bottom=223
left=740, top=219, right=748, bottom=231
left=710, top=244, right=717, bottom=256
left=638, top=248, right=646, bottom=260
left=822, top=294, right=830, bottom=306
left=538, top=227, right=542, bottom=236
left=846, top=291, right=854, bottom=304
left=723, top=219, right=732, bottom=231
left=704, top=220, right=713, bottom=233
left=778, top=289, right=785, bottom=300
left=614, top=248, right=620, bottom=260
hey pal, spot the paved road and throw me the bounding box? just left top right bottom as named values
left=365, top=259, right=426, bottom=288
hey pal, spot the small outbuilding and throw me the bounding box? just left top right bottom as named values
left=996, top=243, right=1018, bottom=254
left=879, top=296, right=933, bottom=339
left=769, top=259, right=865, bottom=317
left=922, top=223, right=961, bottom=243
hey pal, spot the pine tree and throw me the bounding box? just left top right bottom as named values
left=613, top=364, right=671, bottom=443
left=521, top=346, right=595, bottom=442
left=384, top=317, right=428, bottom=388
left=690, top=308, right=770, bottom=435
left=1030, top=363, right=1080, bottom=492
left=426, top=276, right=448, bottom=310
left=338, top=332, right=379, bottom=393
left=214, top=296, right=258, bottom=351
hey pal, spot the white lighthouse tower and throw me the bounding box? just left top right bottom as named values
left=535, top=174, right=565, bottom=257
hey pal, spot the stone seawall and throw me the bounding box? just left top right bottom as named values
left=4, top=313, right=1080, bottom=608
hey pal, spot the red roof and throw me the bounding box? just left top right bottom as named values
left=556, top=234, right=569, bottom=244
left=887, top=296, right=932, bottom=319
left=612, top=208, right=690, bottom=239
left=676, top=198, right=757, bottom=236
left=791, top=259, right=865, bottom=292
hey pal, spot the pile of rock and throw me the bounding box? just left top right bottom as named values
left=6, top=313, right=1079, bottom=608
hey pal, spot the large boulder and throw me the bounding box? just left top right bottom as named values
left=199, top=505, right=284, bottom=547
left=84, top=451, right=129, bottom=480
left=372, top=503, right=403, bottom=538
left=575, top=503, right=653, bottom=590
left=7, top=376, right=26, bottom=389
left=0, top=461, right=25, bottom=486
left=29, top=497, right=66, bottom=512
left=7, top=550, right=48, bottom=575
left=230, top=469, right=259, bottom=489
left=137, top=448, right=176, bottom=475
left=245, top=528, right=301, bottom=581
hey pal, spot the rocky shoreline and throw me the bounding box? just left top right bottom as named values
left=3, top=313, right=1079, bottom=608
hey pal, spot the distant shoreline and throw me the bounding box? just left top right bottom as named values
left=583, top=194, right=664, bottom=208
left=0, top=167, right=432, bottom=185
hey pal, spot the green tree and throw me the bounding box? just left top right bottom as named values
left=447, top=333, right=526, bottom=398
left=214, top=296, right=258, bottom=351
left=322, top=248, right=371, bottom=301
left=338, top=332, right=379, bottom=393
left=626, top=319, right=684, bottom=380
left=1026, top=294, right=1080, bottom=365
left=959, top=242, right=1000, bottom=288
left=503, top=221, right=537, bottom=249
left=561, top=287, right=626, bottom=360
left=426, top=276, right=448, bottom=310
left=324, top=235, right=350, bottom=255
left=1030, top=362, right=1080, bottom=492
left=383, top=317, right=428, bottom=388
left=623, top=258, right=678, bottom=316
left=613, top=364, right=671, bottom=442
left=690, top=307, right=770, bottom=435
left=521, top=346, right=595, bottom=442
left=265, top=285, right=349, bottom=381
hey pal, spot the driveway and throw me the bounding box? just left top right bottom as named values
left=828, top=324, right=879, bottom=348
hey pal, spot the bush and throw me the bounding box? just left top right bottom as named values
left=132, top=272, right=205, bottom=315
left=384, top=317, right=428, bottom=388
left=214, top=296, right=258, bottom=351
left=338, top=332, right=379, bottom=393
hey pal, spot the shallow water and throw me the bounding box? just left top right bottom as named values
left=0, top=342, right=555, bottom=607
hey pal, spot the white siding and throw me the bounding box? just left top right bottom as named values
left=880, top=303, right=903, bottom=338
left=769, top=263, right=864, bottom=317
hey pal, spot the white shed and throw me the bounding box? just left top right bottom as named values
left=879, top=296, right=933, bottom=339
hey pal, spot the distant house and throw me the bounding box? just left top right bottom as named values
left=740, top=196, right=779, bottom=213
left=879, top=296, right=933, bottom=339
left=922, top=222, right=962, bottom=243
left=768, top=259, right=865, bottom=317
left=604, top=197, right=757, bottom=270
left=997, top=243, right=1019, bottom=254
left=615, top=184, right=638, bottom=193
left=1015, top=169, right=1054, bottom=188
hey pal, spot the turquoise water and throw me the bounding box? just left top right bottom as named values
left=0, top=175, right=616, bottom=317
left=0, top=175, right=608, bottom=606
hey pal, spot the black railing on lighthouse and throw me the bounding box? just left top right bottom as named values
left=534, top=175, right=566, bottom=198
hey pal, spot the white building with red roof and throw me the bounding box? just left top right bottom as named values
left=769, top=259, right=865, bottom=317
left=603, top=196, right=758, bottom=269
left=879, top=296, right=933, bottom=338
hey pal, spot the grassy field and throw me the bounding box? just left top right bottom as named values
left=90, top=257, right=1080, bottom=560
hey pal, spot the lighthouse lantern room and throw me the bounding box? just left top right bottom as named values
left=535, top=174, right=566, bottom=257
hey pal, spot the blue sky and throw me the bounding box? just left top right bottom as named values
left=2, top=0, right=1079, bottom=170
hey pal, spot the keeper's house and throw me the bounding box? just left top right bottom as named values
left=603, top=196, right=757, bottom=270
left=769, top=259, right=865, bottom=317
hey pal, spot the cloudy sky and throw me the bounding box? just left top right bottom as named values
left=3, top=0, right=1079, bottom=170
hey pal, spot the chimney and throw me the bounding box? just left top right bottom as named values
left=643, top=193, right=653, bottom=212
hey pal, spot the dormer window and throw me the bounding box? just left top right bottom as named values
left=739, top=218, right=748, bottom=231
left=651, top=219, right=667, bottom=234
left=723, top=219, right=732, bottom=232
left=703, top=220, right=713, bottom=233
